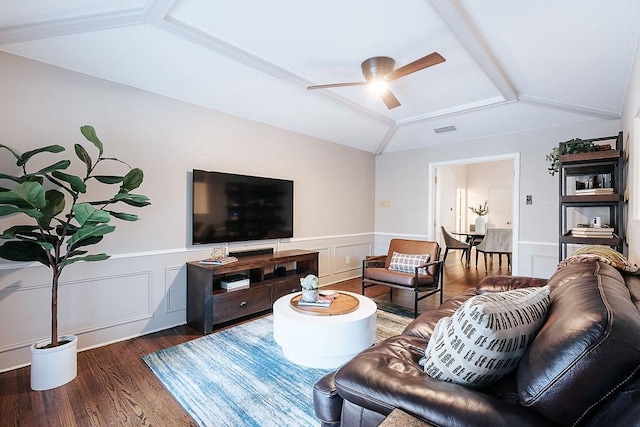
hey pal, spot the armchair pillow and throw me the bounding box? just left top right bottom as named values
left=388, top=252, right=430, bottom=274
left=421, top=285, right=550, bottom=388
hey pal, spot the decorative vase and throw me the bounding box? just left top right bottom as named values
left=30, top=334, right=78, bottom=391
left=301, top=289, right=319, bottom=302
left=485, top=217, right=496, bottom=229
left=475, top=216, right=486, bottom=234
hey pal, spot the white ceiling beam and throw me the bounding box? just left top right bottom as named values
left=374, top=126, right=399, bottom=156
left=425, top=0, right=518, bottom=102
left=0, top=9, right=144, bottom=45
left=518, top=95, right=620, bottom=120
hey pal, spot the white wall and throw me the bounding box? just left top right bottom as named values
left=0, top=52, right=375, bottom=370
left=621, top=37, right=640, bottom=266
left=375, top=119, right=623, bottom=279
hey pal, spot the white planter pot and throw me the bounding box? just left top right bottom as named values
left=475, top=216, right=486, bottom=234
left=30, top=334, right=78, bottom=391
left=301, top=289, right=319, bottom=302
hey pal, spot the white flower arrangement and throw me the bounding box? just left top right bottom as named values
left=300, top=274, right=319, bottom=290
left=469, top=201, right=489, bottom=217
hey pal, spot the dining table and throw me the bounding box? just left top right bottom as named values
left=451, top=230, right=485, bottom=264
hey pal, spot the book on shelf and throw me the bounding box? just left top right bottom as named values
left=574, top=188, right=614, bottom=195
left=199, top=256, right=238, bottom=265
left=571, top=227, right=614, bottom=238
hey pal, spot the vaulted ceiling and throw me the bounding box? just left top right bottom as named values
left=1, top=1, right=638, bottom=154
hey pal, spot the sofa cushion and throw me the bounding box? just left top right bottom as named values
left=389, top=252, right=430, bottom=274
left=364, top=268, right=435, bottom=288
left=558, top=245, right=640, bottom=274
left=517, top=261, right=640, bottom=426
left=421, top=286, right=550, bottom=388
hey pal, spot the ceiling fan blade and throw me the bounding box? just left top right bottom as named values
left=386, top=52, right=445, bottom=82
left=307, top=82, right=367, bottom=90
left=380, top=88, right=401, bottom=109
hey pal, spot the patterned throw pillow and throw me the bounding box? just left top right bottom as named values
left=557, top=245, right=639, bottom=274
left=421, top=286, right=550, bottom=388
left=388, top=252, right=430, bottom=274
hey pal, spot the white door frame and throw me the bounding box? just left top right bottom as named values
left=428, top=153, right=521, bottom=274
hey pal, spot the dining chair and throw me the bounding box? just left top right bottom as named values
left=475, top=228, right=512, bottom=272
left=441, top=226, right=471, bottom=266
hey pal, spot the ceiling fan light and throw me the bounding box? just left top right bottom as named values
left=368, top=78, right=389, bottom=95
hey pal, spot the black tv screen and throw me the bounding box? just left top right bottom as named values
left=192, top=170, right=294, bottom=245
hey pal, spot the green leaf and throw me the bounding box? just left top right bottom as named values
left=51, top=171, right=87, bottom=193
left=68, top=235, right=103, bottom=251
left=80, top=125, right=103, bottom=156
left=74, top=143, right=92, bottom=175
left=67, top=249, right=88, bottom=257
left=66, top=223, right=115, bottom=247
left=120, top=168, right=144, bottom=193
left=93, top=175, right=123, bottom=184
left=1, top=225, right=40, bottom=239
left=35, top=160, right=71, bottom=175
left=107, top=211, right=139, bottom=221
left=0, top=173, right=21, bottom=183
left=0, top=206, right=43, bottom=219
left=0, top=144, right=21, bottom=161
left=0, top=240, right=50, bottom=266
left=60, top=253, right=109, bottom=268
left=72, top=203, right=110, bottom=226
left=113, top=193, right=151, bottom=207
left=39, top=189, right=66, bottom=228
left=17, top=145, right=65, bottom=167
left=0, top=181, right=46, bottom=209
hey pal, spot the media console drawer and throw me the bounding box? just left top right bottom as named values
left=211, top=286, right=271, bottom=324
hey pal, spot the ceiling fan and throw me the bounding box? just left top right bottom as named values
left=307, top=52, right=445, bottom=109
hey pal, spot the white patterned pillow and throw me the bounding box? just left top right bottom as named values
left=422, top=286, right=550, bottom=388
left=388, top=252, right=430, bottom=274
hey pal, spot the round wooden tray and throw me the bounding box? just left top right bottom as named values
left=290, top=292, right=359, bottom=316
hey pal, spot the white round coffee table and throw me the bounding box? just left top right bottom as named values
left=272, top=291, right=377, bottom=369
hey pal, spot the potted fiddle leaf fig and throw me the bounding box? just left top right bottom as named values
left=0, top=125, right=150, bottom=390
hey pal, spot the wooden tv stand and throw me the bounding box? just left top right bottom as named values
left=186, top=249, right=319, bottom=333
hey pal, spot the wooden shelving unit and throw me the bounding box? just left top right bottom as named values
left=186, top=249, right=318, bottom=333
left=558, top=132, right=626, bottom=260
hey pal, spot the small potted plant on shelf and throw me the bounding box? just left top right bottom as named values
left=0, top=125, right=150, bottom=390
left=300, top=274, right=319, bottom=302
left=546, top=138, right=598, bottom=176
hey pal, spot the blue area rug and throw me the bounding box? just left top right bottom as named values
left=143, top=311, right=410, bottom=427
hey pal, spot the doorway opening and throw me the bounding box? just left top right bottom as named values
left=428, top=153, right=520, bottom=273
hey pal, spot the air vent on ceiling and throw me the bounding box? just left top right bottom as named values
left=434, top=125, right=458, bottom=134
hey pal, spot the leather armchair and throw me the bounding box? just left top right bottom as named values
left=362, top=239, right=443, bottom=317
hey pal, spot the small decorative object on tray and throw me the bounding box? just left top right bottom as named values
left=297, top=294, right=336, bottom=307
left=300, top=274, right=320, bottom=302
left=199, top=247, right=238, bottom=265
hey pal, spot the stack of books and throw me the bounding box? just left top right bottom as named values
left=297, top=295, right=336, bottom=308
left=571, top=226, right=614, bottom=238
left=574, top=188, right=614, bottom=196
left=199, top=256, right=238, bottom=265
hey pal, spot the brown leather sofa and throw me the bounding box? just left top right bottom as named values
left=313, top=260, right=640, bottom=426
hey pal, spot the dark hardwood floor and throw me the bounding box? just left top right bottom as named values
left=0, top=253, right=509, bottom=426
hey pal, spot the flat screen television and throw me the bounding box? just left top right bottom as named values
left=192, top=169, right=294, bottom=245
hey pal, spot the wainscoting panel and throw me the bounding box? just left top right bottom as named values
left=334, top=242, right=372, bottom=274
left=517, top=241, right=558, bottom=279
left=165, top=265, right=187, bottom=314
